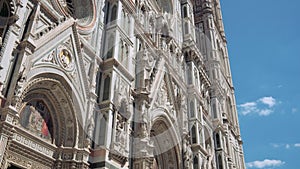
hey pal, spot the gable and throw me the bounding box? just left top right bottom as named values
left=150, top=69, right=181, bottom=121
left=28, top=23, right=90, bottom=117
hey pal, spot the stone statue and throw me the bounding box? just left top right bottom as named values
left=183, top=135, right=193, bottom=169
left=116, top=114, right=126, bottom=145
left=207, top=144, right=215, bottom=169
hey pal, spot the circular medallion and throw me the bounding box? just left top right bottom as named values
left=58, top=48, right=74, bottom=71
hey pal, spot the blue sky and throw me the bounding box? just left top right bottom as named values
left=221, top=0, right=300, bottom=169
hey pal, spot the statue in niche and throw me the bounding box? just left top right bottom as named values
left=139, top=49, right=155, bottom=91
left=161, top=37, right=167, bottom=51
left=140, top=114, right=148, bottom=138
left=12, top=65, right=26, bottom=106
left=176, top=87, right=181, bottom=107
left=137, top=101, right=149, bottom=138
left=85, top=122, right=94, bottom=148
left=183, top=135, right=193, bottom=169
left=206, top=144, right=215, bottom=169
left=87, top=116, right=95, bottom=140
left=116, top=114, right=126, bottom=145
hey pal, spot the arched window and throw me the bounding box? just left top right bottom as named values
left=226, top=97, right=232, bottom=113
left=187, top=62, right=193, bottom=85
left=110, top=5, right=117, bottom=22
left=106, top=34, right=115, bottom=59
left=105, top=2, right=111, bottom=24
left=197, top=103, right=201, bottom=120
left=226, top=97, right=234, bottom=122
left=194, top=68, right=199, bottom=87
left=121, top=10, right=126, bottom=29
left=218, top=155, right=223, bottom=169
left=20, top=100, right=53, bottom=141
left=212, top=103, right=217, bottom=118
left=99, top=115, right=107, bottom=145
left=191, top=126, right=197, bottom=144
left=215, top=133, right=221, bottom=148
left=119, top=41, right=124, bottom=61
left=183, top=6, right=188, bottom=18
left=193, top=156, right=199, bottom=169
left=198, top=129, right=203, bottom=146
left=190, top=101, right=195, bottom=117
left=0, top=1, right=11, bottom=46
left=184, top=22, right=189, bottom=34
left=102, top=76, right=111, bottom=101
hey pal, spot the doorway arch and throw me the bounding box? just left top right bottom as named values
left=150, top=116, right=180, bottom=169
left=4, top=74, right=89, bottom=169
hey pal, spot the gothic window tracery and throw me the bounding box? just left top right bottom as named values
left=105, top=2, right=118, bottom=25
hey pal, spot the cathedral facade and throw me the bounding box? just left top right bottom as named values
left=0, top=0, right=245, bottom=169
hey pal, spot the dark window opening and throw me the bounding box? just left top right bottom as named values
left=216, top=133, right=221, bottom=148
left=102, top=76, right=111, bottom=101
left=191, top=126, right=197, bottom=144
left=193, top=156, right=199, bottom=169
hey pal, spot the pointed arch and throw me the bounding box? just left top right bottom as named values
left=150, top=116, right=180, bottom=169
left=19, top=73, right=85, bottom=148
left=149, top=108, right=182, bottom=169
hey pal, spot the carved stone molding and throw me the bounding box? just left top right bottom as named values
left=12, top=133, right=55, bottom=158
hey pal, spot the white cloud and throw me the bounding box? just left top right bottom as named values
left=258, top=109, right=273, bottom=116
left=239, top=102, right=257, bottom=115
left=294, top=143, right=300, bottom=147
left=277, top=85, right=283, bottom=88
left=285, top=144, right=290, bottom=149
left=272, top=143, right=300, bottom=149
left=271, top=143, right=280, bottom=148
left=238, top=97, right=277, bottom=116
left=246, top=159, right=285, bottom=168
left=259, top=97, right=276, bottom=108
left=292, top=108, right=298, bottom=113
